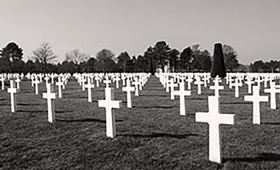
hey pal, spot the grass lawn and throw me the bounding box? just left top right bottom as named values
left=1, top=75, right=280, bottom=169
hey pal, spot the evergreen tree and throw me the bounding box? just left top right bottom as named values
left=211, top=43, right=227, bottom=78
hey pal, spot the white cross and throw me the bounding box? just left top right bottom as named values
left=210, top=76, right=224, bottom=97
left=80, top=77, right=86, bottom=91
left=15, top=77, right=21, bottom=89
left=245, top=76, right=254, bottom=94
left=121, top=74, right=126, bottom=86
left=98, top=88, right=122, bottom=138
left=165, top=78, right=172, bottom=93
left=231, top=78, right=242, bottom=97
left=169, top=78, right=178, bottom=100
left=114, top=76, right=120, bottom=88
left=203, top=75, right=208, bottom=88
left=122, top=79, right=135, bottom=108
left=43, top=83, right=56, bottom=123
left=95, top=76, right=101, bottom=87
left=132, top=78, right=141, bottom=96
left=196, top=96, right=234, bottom=164
left=174, top=81, right=191, bottom=115
left=34, top=77, right=40, bottom=95
left=186, top=76, right=192, bottom=90
left=0, top=76, right=5, bottom=90
left=255, top=77, right=263, bottom=89
left=85, top=77, right=95, bottom=102
left=194, top=76, right=203, bottom=94
left=244, top=86, right=268, bottom=124
left=104, top=75, right=111, bottom=88
left=7, top=80, right=17, bottom=113
left=56, top=77, right=64, bottom=98
left=264, top=82, right=280, bottom=109
left=263, top=76, right=269, bottom=88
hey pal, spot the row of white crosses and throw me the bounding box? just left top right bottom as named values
left=96, top=73, right=150, bottom=138
left=158, top=72, right=280, bottom=164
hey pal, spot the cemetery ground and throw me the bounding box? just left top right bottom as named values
left=1, top=76, right=280, bottom=169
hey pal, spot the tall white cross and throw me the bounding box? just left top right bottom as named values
left=0, top=76, right=5, bottom=90
left=210, top=76, right=224, bottom=97
left=174, top=81, right=191, bottom=115
left=165, top=78, right=172, bottom=93
left=114, top=76, right=120, bottom=88
left=85, top=77, right=95, bottom=102
left=104, top=75, right=111, bottom=88
left=194, top=76, right=203, bottom=94
left=203, top=75, right=208, bottom=88
left=244, top=86, right=268, bottom=124
left=43, top=83, right=56, bottom=123
left=122, top=79, right=135, bottom=108
left=186, top=76, right=192, bottom=90
left=98, top=88, right=122, bottom=138
left=245, top=76, right=254, bottom=94
left=196, top=96, right=234, bottom=164
left=121, top=74, right=126, bottom=86
left=34, top=77, right=40, bottom=95
left=80, top=77, right=86, bottom=91
left=264, top=81, right=280, bottom=109
left=95, top=76, right=100, bottom=87
left=169, top=78, right=178, bottom=100
left=15, top=77, right=21, bottom=89
left=132, top=78, right=141, bottom=96
left=56, top=77, right=64, bottom=98
left=7, top=80, right=17, bottom=113
left=231, top=78, right=242, bottom=97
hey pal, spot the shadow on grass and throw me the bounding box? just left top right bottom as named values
left=56, top=118, right=123, bottom=123
left=262, top=122, right=280, bottom=125
left=145, top=88, right=165, bottom=91
left=189, top=97, right=207, bottom=100
left=221, top=102, right=252, bottom=105
left=133, top=105, right=175, bottom=109
left=55, top=110, right=74, bottom=114
left=223, top=153, right=280, bottom=163
left=141, top=94, right=169, bottom=97
left=17, top=110, right=45, bottom=113
left=118, top=132, right=200, bottom=139
left=17, top=103, right=41, bottom=106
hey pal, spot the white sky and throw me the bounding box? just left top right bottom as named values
left=0, top=0, right=279, bottom=64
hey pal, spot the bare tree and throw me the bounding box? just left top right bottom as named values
left=65, top=49, right=89, bottom=72
left=32, top=42, right=57, bottom=73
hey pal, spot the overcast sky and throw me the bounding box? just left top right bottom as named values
left=0, top=0, right=279, bottom=64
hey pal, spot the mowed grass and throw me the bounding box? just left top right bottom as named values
left=1, top=75, right=280, bottom=169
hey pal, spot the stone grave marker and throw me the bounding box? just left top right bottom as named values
left=194, top=76, right=203, bottom=94
left=231, top=77, right=242, bottom=97
left=264, top=81, right=280, bottom=109
left=85, top=77, right=95, bottom=102
left=104, top=74, right=111, bottom=88
left=122, top=79, right=135, bottom=108
left=43, top=83, right=56, bottom=123
left=34, top=76, right=40, bottom=95
left=210, top=76, right=224, bottom=97
left=196, top=96, right=234, bottom=164
left=174, top=81, right=191, bottom=115
left=0, top=76, right=5, bottom=90
left=98, top=88, right=122, bottom=138
left=7, top=80, right=17, bottom=113
left=132, top=77, right=140, bottom=96
left=169, top=78, right=178, bottom=100
left=56, top=77, right=64, bottom=98
left=244, top=86, right=268, bottom=124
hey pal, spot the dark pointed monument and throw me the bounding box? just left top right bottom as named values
left=211, top=43, right=226, bottom=78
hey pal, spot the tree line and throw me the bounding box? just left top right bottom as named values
left=0, top=41, right=243, bottom=74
